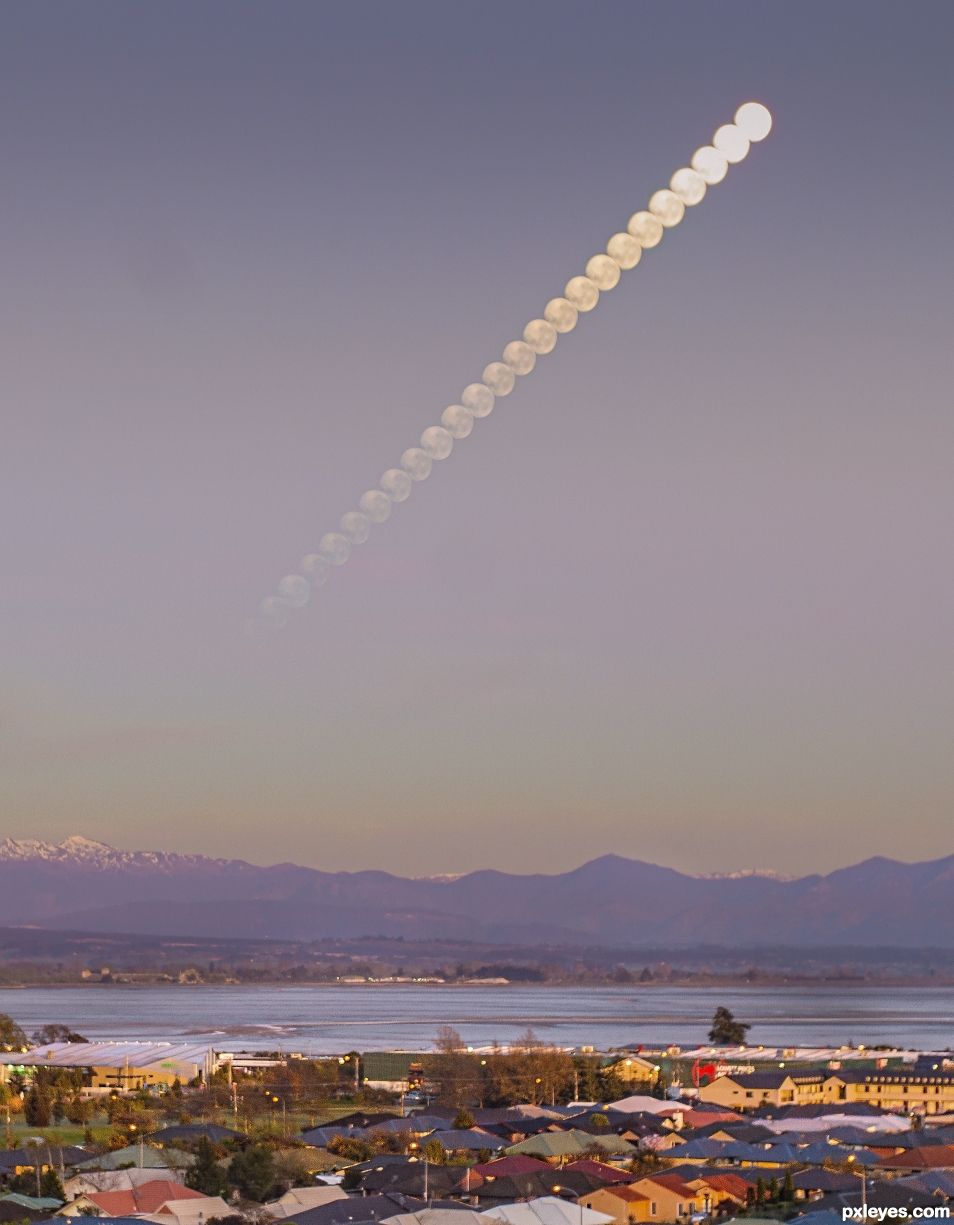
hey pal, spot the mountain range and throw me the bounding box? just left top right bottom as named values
left=2, top=836, right=953, bottom=948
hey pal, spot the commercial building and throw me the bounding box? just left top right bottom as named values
left=0, top=1041, right=218, bottom=1092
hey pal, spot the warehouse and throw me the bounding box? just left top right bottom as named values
left=0, top=1040, right=218, bottom=1092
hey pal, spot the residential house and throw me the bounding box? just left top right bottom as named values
left=627, top=1174, right=709, bottom=1222
left=575, top=1186, right=653, bottom=1224
left=697, top=1072, right=826, bottom=1112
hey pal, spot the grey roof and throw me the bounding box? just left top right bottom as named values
left=302, top=1126, right=372, bottom=1146
left=722, top=1071, right=824, bottom=1090
left=280, top=1193, right=457, bottom=1225
left=0, top=1145, right=89, bottom=1171
left=73, top=1144, right=193, bottom=1171
left=0, top=1041, right=212, bottom=1071
left=149, top=1123, right=243, bottom=1143
left=370, top=1117, right=449, bottom=1136
left=791, top=1170, right=865, bottom=1193
left=897, top=1171, right=954, bottom=1198
left=424, top=1130, right=508, bottom=1152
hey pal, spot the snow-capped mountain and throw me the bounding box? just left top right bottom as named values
left=0, top=834, right=247, bottom=872
left=1, top=837, right=953, bottom=947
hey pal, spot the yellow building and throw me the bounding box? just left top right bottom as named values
left=697, top=1068, right=954, bottom=1116
left=578, top=1186, right=654, bottom=1224
left=826, top=1071, right=954, bottom=1116
left=604, top=1056, right=662, bottom=1089
left=696, top=1070, right=825, bottom=1110
left=627, top=1175, right=709, bottom=1222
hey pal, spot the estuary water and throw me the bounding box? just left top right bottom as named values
left=1, top=984, right=952, bottom=1052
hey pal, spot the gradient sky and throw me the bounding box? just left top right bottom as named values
left=2, top=1, right=952, bottom=878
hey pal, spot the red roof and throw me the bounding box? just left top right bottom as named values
left=472, top=1155, right=550, bottom=1177
left=695, top=1173, right=751, bottom=1201
left=87, top=1180, right=206, bottom=1216
left=594, top=1187, right=651, bottom=1204
left=563, top=1160, right=632, bottom=1184
left=680, top=1109, right=742, bottom=1127
left=637, top=1173, right=701, bottom=1198
left=878, top=1146, right=954, bottom=1170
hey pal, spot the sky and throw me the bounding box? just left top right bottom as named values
left=2, top=1, right=953, bottom=878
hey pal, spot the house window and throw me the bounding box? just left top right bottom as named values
left=651, top=1204, right=657, bottom=1216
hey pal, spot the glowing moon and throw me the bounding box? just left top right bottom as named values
left=340, top=511, right=371, bottom=543
left=359, top=490, right=392, bottom=523
left=461, top=382, right=495, bottom=417
left=691, top=145, right=729, bottom=185
left=585, top=254, right=621, bottom=291
left=544, top=297, right=579, bottom=333
left=318, top=531, right=352, bottom=565
left=503, top=340, right=536, bottom=375
left=482, top=362, right=516, bottom=396
left=735, top=101, right=772, bottom=142
left=627, top=210, right=663, bottom=248
left=257, top=102, right=773, bottom=623
left=565, top=275, right=599, bottom=311
left=441, top=404, right=475, bottom=438
left=523, top=318, right=558, bottom=354
left=606, top=232, right=642, bottom=270
left=649, top=189, right=686, bottom=228
left=380, top=468, right=413, bottom=502
left=401, top=447, right=433, bottom=481
left=421, top=425, right=454, bottom=460
left=670, top=167, right=706, bottom=206
left=713, top=123, right=750, bottom=164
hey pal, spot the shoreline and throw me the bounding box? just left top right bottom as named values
left=3, top=975, right=954, bottom=989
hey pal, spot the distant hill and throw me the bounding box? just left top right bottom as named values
left=2, top=836, right=953, bottom=947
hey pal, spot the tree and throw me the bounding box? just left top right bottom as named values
left=9, top=1167, right=64, bottom=1201
left=426, top=1026, right=481, bottom=1108
left=327, top=1135, right=374, bottom=1162
left=708, top=1006, right=750, bottom=1045
left=187, top=1137, right=229, bottom=1197
left=453, top=1108, right=476, bottom=1130
left=272, top=1148, right=323, bottom=1186
left=24, top=1086, right=53, bottom=1126
left=40, top=1169, right=65, bottom=1201
left=228, top=1143, right=277, bottom=1202
left=781, top=1170, right=795, bottom=1202
left=422, top=1139, right=447, bottom=1165
left=341, top=1166, right=363, bottom=1191
left=0, top=1013, right=28, bottom=1052
left=66, top=1095, right=92, bottom=1124
left=32, top=1024, right=87, bottom=1045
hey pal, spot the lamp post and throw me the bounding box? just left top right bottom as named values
left=846, top=1156, right=867, bottom=1215
left=409, top=1142, right=431, bottom=1205
left=552, top=1184, right=584, bottom=1225
left=129, top=1123, right=143, bottom=1167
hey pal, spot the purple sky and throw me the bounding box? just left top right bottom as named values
left=2, top=1, right=952, bottom=876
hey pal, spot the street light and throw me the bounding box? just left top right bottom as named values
left=551, top=1184, right=584, bottom=1225
left=846, top=1155, right=868, bottom=1214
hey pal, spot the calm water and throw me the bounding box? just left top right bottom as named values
left=1, top=984, right=952, bottom=1052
